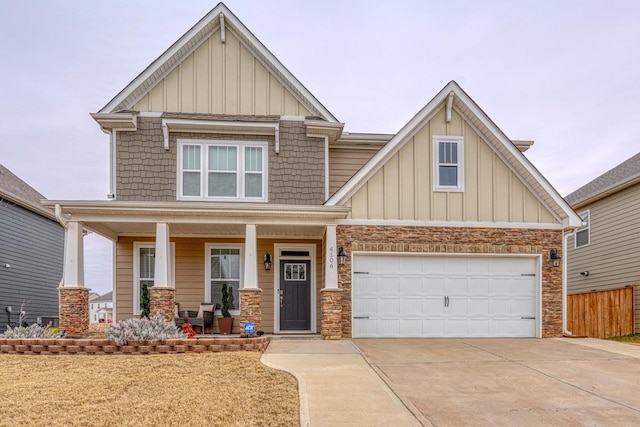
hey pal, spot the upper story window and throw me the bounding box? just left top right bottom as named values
left=433, top=136, right=464, bottom=191
left=178, top=140, right=267, bottom=202
left=575, top=210, right=590, bottom=248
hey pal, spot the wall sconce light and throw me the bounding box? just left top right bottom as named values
left=580, top=271, right=590, bottom=277
left=3, top=263, right=10, bottom=269
left=264, top=253, right=272, bottom=271
left=337, top=247, right=347, bottom=266
left=550, top=248, right=561, bottom=267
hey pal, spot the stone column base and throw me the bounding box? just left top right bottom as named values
left=239, top=288, right=262, bottom=331
left=149, top=287, right=176, bottom=322
left=321, top=288, right=343, bottom=340
left=59, top=287, right=89, bottom=338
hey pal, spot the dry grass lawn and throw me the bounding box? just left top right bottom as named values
left=0, top=352, right=299, bottom=427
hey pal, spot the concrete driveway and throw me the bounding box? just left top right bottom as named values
left=353, top=338, right=640, bottom=426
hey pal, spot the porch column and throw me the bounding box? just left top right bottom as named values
left=58, top=221, right=89, bottom=338
left=321, top=225, right=342, bottom=339
left=149, top=223, right=175, bottom=322
left=240, top=224, right=262, bottom=331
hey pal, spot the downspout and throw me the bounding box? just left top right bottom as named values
left=324, top=135, right=329, bottom=200
left=563, top=229, right=573, bottom=336
left=108, top=130, right=116, bottom=199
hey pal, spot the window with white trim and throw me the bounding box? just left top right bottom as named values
left=178, top=140, right=267, bottom=201
left=575, top=210, right=590, bottom=248
left=205, top=245, right=243, bottom=314
left=133, top=243, right=175, bottom=315
left=433, top=136, right=464, bottom=191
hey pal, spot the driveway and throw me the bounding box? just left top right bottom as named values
left=353, top=338, right=640, bottom=426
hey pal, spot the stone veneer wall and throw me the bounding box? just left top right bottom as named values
left=115, top=115, right=325, bottom=204
left=149, top=287, right=175, bottom=322
left=239, top=288, right=262, bottom=331
left=320, top=288, right=343, bottom=339
left=0, top=336, right=271, bottom=355
left=59, top=288, right=89, bottom=338
left=336, top=226, right=564, bottom=338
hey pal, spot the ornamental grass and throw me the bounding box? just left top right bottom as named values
left=0, top=352, right=298, bottom=426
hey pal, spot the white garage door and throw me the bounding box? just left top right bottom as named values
left=352, top=255, right=539, bottom=338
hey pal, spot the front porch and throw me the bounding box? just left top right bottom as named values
left=48, top=201, right=349, bottom=339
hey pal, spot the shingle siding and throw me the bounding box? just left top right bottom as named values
left=115, top=117, right=326, bottom=204
left=0, top=199, right=64, bottom=331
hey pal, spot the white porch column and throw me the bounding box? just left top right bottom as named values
left=154, top=222, right=172, bottom=288
left=244, top=224, right=258, bottom=288
left=62, top=221, right=84, bottom=287
left=324, top=225, right=339, bottom=289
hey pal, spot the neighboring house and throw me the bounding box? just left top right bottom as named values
left=565, top=152, right=640, bottom=333
left=89, top=291, right=114, bottom=323
left=46, top=3, right=581, bottom=338
left=0, top=164, right=64, bottom=331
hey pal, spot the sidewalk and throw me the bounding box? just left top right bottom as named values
left=261, top=339, right=422, bottom=427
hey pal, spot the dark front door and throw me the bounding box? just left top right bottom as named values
left=280, top=260, right=311, bottom=331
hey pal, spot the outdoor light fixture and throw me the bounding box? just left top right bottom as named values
left=550, top=248, right=561, bottom=267
left=337, top=247, right=347, bottom=266
left=264, top=253, right=272, bottom=271
left=580, top=271, right=590, bottom=277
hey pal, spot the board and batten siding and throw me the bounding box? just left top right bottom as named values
left=133, top=28, right=311, bottom=117
left=0, top=200, right=63, bottom=331
left=567, top=183, right=640, bottom=332
left=329, top=147, right=378, bottom=197
left=348, top=107, right=558, bottom=223
left=115, top=236, right=322, bottom=334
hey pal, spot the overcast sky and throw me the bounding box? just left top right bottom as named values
left=2, top=1, right=639, bottom=295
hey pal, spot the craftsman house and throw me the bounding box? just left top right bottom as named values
left=47, top=3, right=581, bottom=338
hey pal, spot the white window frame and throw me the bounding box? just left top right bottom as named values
left=133, top=242, right=176, bottom=316
left=433, top=136, right=464, bottom=192
left=204, top=244, right=244, bottom=316
left=575, top=210, right=590, bottom=248
left=177, top=139, right=268, bottom=202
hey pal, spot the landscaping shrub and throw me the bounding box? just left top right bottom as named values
left=105, top=314, right=186, bottom=345
left=2, top=323, right=62, bottom=338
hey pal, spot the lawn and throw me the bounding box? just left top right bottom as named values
left=607, top=334, right=640, bottom=344
left=0, top=352, right=299, bottom=427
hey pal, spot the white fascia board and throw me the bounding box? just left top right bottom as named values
left=98, top=4, right=338, bottom=123
left=0, top=191, right=57, bottom=221
left=451, top=86, right=582, bottom=228
left=326, top=82, right=456, bottom=206
left=98, top=4, right=227, bottom=114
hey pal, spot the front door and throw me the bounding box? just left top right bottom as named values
left=279, top=260, right=311, bottom=331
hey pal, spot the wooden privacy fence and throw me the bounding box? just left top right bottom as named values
left=567, top=287, right=634, bottom=338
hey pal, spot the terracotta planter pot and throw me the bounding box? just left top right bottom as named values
left=217, top=317, right=234, bottom=335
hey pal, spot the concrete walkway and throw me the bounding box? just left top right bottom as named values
left=261, top=339, right=422, bottom=427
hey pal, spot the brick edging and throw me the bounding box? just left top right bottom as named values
left=0, top=336, right=270, bottom=355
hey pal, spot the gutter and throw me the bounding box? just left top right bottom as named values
left=562, top=229, right=573, bottom=336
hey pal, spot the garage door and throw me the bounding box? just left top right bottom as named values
left=352, top=255, right=539, bottom=338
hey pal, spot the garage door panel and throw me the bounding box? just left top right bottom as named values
left=352, top=255, right=539, bottom=338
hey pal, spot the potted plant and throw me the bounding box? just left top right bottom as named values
left=217, top=283, right=234, bottom=334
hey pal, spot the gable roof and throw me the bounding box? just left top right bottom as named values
left=565, top=152, right=640, bottom=208
left=92, top=291, right=113, bottom=303
left=97, top=2, right=337, bottom=122
left=326, top=81, right=582, bottom=228
left=0, top=164, right=55, bottom=220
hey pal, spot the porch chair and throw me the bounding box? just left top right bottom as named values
left=187, top=303, right=215, bottom=334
